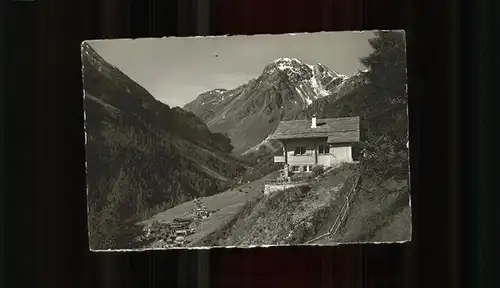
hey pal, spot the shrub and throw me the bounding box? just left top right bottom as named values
left=290, top=172, right=310, bottom=182
left=299, top=185, right=311, bottom=194
left=312, top=165, right=324, bottom=176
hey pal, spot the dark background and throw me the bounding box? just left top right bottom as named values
left=2, top=0, right=496, bottom=287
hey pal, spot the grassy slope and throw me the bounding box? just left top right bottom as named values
left=210, top=164, right=358, bottom=246
left=141, top=171, right=280, bottom=248
left=206, top=163, right=410, bottom=246
left=331, top=177, right=411, bottom=243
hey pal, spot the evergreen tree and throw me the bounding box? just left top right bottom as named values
left=358, top=31, right=409, bottom=182
left=89, top=169, right=143, bottom=249
left=360, top=31, right=408, bottom=142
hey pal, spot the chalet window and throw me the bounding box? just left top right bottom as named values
left=318, top=144, right=329, bottom=155
left=294, top=146, right=306, bottom=155
left=292, top=166, right=300, bottom=172
left=303, top=165, right=308, bottom=172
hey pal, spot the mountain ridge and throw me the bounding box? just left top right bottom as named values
left=83, top=42, right=234, bottom=154
left=183, top=58, right=355, bottom=154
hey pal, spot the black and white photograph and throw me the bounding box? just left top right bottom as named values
left=82, top=31, right=411, bottom=251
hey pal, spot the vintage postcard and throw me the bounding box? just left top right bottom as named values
left=82, top=31, right=411, bottom=251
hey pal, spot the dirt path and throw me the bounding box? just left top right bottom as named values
left=85, top=93, right=120, bottom=113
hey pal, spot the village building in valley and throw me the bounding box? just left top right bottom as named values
left=269, top=116, right=360, bottom=174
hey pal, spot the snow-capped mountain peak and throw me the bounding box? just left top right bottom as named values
left=183, top=59, right=358, bottom=153
left=272, top=57, right=303, bottom=70
left=260, top=58, right=348, bottom=100
left=262, top=57, right=309, bottom=77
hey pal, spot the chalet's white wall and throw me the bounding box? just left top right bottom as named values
left=317, top=155, right=333, bottom=166
left=330, top=146, right=353, bottom=163
left=280, top=139, right=355, bottom=170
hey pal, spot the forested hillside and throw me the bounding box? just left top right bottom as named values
left=82, top=42, right=246, bottom=250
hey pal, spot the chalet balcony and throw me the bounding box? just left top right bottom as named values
left=288, top=155, right=316, bottom=166
left=274, top=156, right=285, bottom=163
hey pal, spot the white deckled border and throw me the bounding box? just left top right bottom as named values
left=81, top=30, right=405, bottom=43
left=82, top=30, right=411, bottom=252
left=90, top=239, right=411, bottom=252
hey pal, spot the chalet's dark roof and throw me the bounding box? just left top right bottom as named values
left=269, top=116, right=360, bottom=143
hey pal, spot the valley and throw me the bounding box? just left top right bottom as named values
left=83, top=42, right=248, bottom=250
left=83, top=31, right=411, bottom=250
left=139, top=171, right=280, bottom=249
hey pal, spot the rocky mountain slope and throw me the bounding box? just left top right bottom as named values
left=285, top=70, right=370, bottom=120
left=82, top=42, right=247, bottom=250
left=246, top=69, right=371, bottom=155
left=184, top=58, right=355, bottom=154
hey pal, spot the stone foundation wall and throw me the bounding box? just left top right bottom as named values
left=264, top=182, right=310, bottom=195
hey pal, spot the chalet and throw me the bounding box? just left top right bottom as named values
left=269, top=116, right=360, bottom=173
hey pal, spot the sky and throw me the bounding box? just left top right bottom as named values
left=88, top=31, right=375, bottom=108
